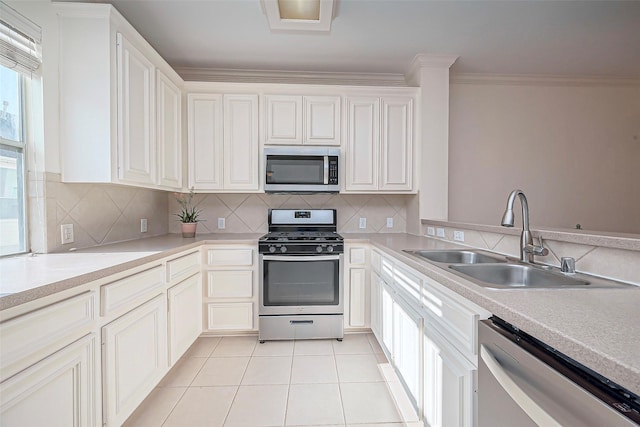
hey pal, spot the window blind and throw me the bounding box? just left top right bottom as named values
left=0, top=1, right=42, bottom=76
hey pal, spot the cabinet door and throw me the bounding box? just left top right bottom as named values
left=381, top=97, right=413, bottom=191
left=370, top=271, right=382, bottom=341
left=0, top=334, right=99, bottom=427
left=381, top=282, right=394, bottom=358
left=223, top=94, right=259, bottom=190
left=187, top=93, right=223, bottom=190
left=348, top=268, right=367, bottom=328
left=345, top=97, right=379, bottom=191
left=168, top=274, right=203, bottom=365
left=156, top=70, right=182, bottom=189
left=117, top=33, right=156, bottom=185
left=102, top=294, right=168, bottom=426
left=265, top=95, right=303, bottom=144
left=304, top=96, right=340, bottom=145
left=393, top=295, right=422, bottom=408
left=423, top=327, right=475, bottom=427
left=206, top=302, right=253, bottom=331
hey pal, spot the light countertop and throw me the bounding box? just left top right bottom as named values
left=1, top=232, right=638, bottom=395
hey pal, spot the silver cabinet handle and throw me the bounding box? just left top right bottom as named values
left=480, top=345, right=562, bottom=427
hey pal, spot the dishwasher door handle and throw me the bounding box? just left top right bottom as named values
left=480, top=345, right=562, bottom=427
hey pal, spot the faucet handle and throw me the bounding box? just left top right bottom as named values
left=532, top=236, right=549, bottom=256
left=561, top=257, right=576, bottom=274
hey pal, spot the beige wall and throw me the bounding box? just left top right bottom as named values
left=168, top=194, right=409, bottom=235
left=448, top=79, right=640, bottom=234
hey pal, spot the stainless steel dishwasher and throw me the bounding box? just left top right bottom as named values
left=478, top=317, right=640, bottom=426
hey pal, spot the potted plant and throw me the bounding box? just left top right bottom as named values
left=174, top=189, right=201, bottom=238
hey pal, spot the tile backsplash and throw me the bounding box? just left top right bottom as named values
left=31, top=173, right=168, bottom=253
left=422, top=221, right=640, bottom=285
left=168, top=193, right=409, bottom=235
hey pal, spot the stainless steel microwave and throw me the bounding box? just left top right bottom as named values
left=264, top=147, right=340, bottom=193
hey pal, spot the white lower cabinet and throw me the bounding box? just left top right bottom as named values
left=370, top=271, right=382, bottom=340
left=168, top=273, right=202, bottom=365
left=348, top=268, right=367, bottom=327
left=203, top=245, right=258, bottom=332
left=393, top=294, right=423, bottom=407
left=0, top=334, right=99, bottom=427
left=381, top=281, right=394, bottom=357
left=102, top=294, right=168, bottom=426
left=423, top=324, right=476, bottom=427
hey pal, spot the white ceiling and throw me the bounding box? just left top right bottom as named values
left=61, top=0, right=640, bottom=79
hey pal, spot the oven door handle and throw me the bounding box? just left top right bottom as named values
left=262, top=255, right=341, bottom=262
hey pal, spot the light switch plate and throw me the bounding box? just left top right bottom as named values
left=454, top=230, right=465, bottom=242
left=218, top=218, right=226, bottom=229
left=386, top=217, right=393, bottom=228
left=436, top=228, right=446, bottom=238
left=427, top=227, right=435, bottom=236
left=140, top=218, right=147, bottom=233
left=61, top=224, right=74, bottom=244
left=359, top=218, right=367, bottom=229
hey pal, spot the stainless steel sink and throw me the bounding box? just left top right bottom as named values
left=403, top=249, right=506, bottom=264
left=448, top=263, right=592, bottom=289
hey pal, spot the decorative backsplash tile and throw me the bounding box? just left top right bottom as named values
left=32, top=173, right=168, bottom=253
left=168, top=193, right=409, bottom=235
left=421, top=221, right=640, bottom=285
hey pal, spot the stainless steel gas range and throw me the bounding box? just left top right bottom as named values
left=258, top=209, right=344, bottom=343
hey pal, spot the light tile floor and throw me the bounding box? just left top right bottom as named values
left=123, top=333, right=420, bottom=427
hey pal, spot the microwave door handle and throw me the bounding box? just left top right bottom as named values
left=324, top=156, right=329, bottom=184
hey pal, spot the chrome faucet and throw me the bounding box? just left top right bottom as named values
left=500, top=189, right=548, bottom=263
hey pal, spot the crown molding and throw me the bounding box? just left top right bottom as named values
left=405, top=53, right=459, bottom=85
left=450, top=73, right=640, bottom=87
left=174, top=67, right=408, bottom=86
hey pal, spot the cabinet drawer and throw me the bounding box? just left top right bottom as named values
left=101, top=265, right=164, bottom=316
left=207, top=248, right=253, bottom=266
left=349, top=247, right=367, bottom=265
left=421, top=278, right=480, bottom=361
left=0, top=292, right=96, bottom=382
left=167, top=251, right=200, bottom=284
left=380, top=255, right=394, bottom=283
left=393, top=263, right=422, bottom=303
left=207, top=270, right=253, bottom=298
left=206, top=302, right=253, bottom=330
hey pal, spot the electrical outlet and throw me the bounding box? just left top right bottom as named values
left=427, top=226, right=435, bottom=236
left=386, top=217, right=394, bottom=228
left=140, top=218, right=148, bottom=233
left=436, top=228, right=446, bottom=238
left=454, top=230, right=465, bottom=242
left=359, top=217, right=367, bottom=229
left=61, top=224, right=74, bottom=244
left=217, top=217, right=226, bottom=229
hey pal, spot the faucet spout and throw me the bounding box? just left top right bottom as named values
left=501, top=189, right=543, bottom=263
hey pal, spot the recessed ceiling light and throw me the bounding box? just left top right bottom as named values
left=278, top=0, right=320, bottom=21
left=262, top=0, right=334, bottom=32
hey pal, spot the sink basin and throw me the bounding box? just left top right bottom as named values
left=449, top=264, right=591, bottom=289
left=404, top=250, right=506, bottom=264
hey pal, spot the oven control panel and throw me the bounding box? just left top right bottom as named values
left=259, top=242, right=344, bottom=255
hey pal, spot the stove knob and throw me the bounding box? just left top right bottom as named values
left=269, top=246, right=276, bottom=253
left=280, top=246, right=287, bottom=253
left=326, top=246, right=334, bottom=253
left=316, top=246, right=323, bottom=253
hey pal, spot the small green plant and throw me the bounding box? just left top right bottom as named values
left=174, top=189, right=201, bottom=223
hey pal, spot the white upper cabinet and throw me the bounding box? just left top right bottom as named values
left=188, top=94, right=223, bottom=190
left=345, top=97, right=380, bottom=190
left=156, top=70, right=183, bottom=189
left=188, top=93, right=259, bottom=192
left=344, top=94, right=414, bottom=193
left=117, top=32, right=156, bottom=185
left=265, top=95, right=340, bottom=145
left=57, top=4, right=183, bottom=190
left=224, top=95, right=260, bottom=190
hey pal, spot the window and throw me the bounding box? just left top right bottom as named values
left=0, top=64, right=27, bottom=256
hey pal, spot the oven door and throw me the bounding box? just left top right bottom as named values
left=260, top=254, right=343, bottom=315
